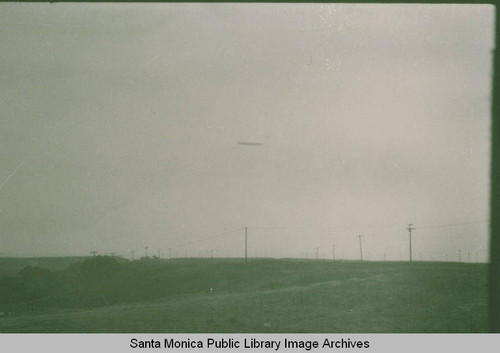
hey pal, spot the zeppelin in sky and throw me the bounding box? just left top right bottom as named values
left=237, top=141, right=263, bottom=146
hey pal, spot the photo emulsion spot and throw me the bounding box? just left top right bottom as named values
left=0, top=2, right=494, bottom=333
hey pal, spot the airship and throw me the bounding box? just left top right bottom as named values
left=237, top=141, right=263, bottom=146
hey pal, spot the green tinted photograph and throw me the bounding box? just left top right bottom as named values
left=0, top=2, right=492, bottom=333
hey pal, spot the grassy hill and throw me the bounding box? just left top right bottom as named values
left=0, top=256, right=91, bottom=277
left=0, top=257, right=487, bottom=333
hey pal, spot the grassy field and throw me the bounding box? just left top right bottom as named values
left=0, top=257, right=487, bottom=333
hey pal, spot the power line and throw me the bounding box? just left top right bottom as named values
left=146, top=218, right=488, bottom=262
left=248, top=223, right=400, bottom=231
left=247, top=219, right=488, bottom=233
left=172, top=227, right=243, bottom=248
left=416, top=220, right=489, bottom=230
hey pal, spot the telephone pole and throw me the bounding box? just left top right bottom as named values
left=314, top=247, right=320, bottom=259
left=407, top=224, right=414, bottom=262
left=245, top=227, right=248, bottom=263
left=145, top=246, right=148, bottom=258
left=357, top=235, right=364, bottom=261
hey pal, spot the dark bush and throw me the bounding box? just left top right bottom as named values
left=79, top=256, right=121, bottom=281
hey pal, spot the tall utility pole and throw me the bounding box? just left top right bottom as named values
left=145, top=246, right=148, bottom=258
left=407, top=224, right=414, bottom=262
left=245, top=227, right=248, bottom=263
left=357, top=235, right=364, bottom=261
left=332, top=244, right=336, bottom=261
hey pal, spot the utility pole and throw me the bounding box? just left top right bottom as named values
left=357, top=235, right=364, bottom=261
left=314, top=247, right=320, bottom=259
left=145, top=246, right=148, bottom=258
left=332, top=244, right=336, bottom=261
left=407, top=224, right=414, bottom=262
left=459, top=249, right=461, bottom=263
left=245, top=227, right=248, bottom=263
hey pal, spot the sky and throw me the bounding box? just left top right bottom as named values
left=0, top=3, right=494, bottom=261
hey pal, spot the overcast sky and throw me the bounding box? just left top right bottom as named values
left=0, top=3, right=494, bottom=261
